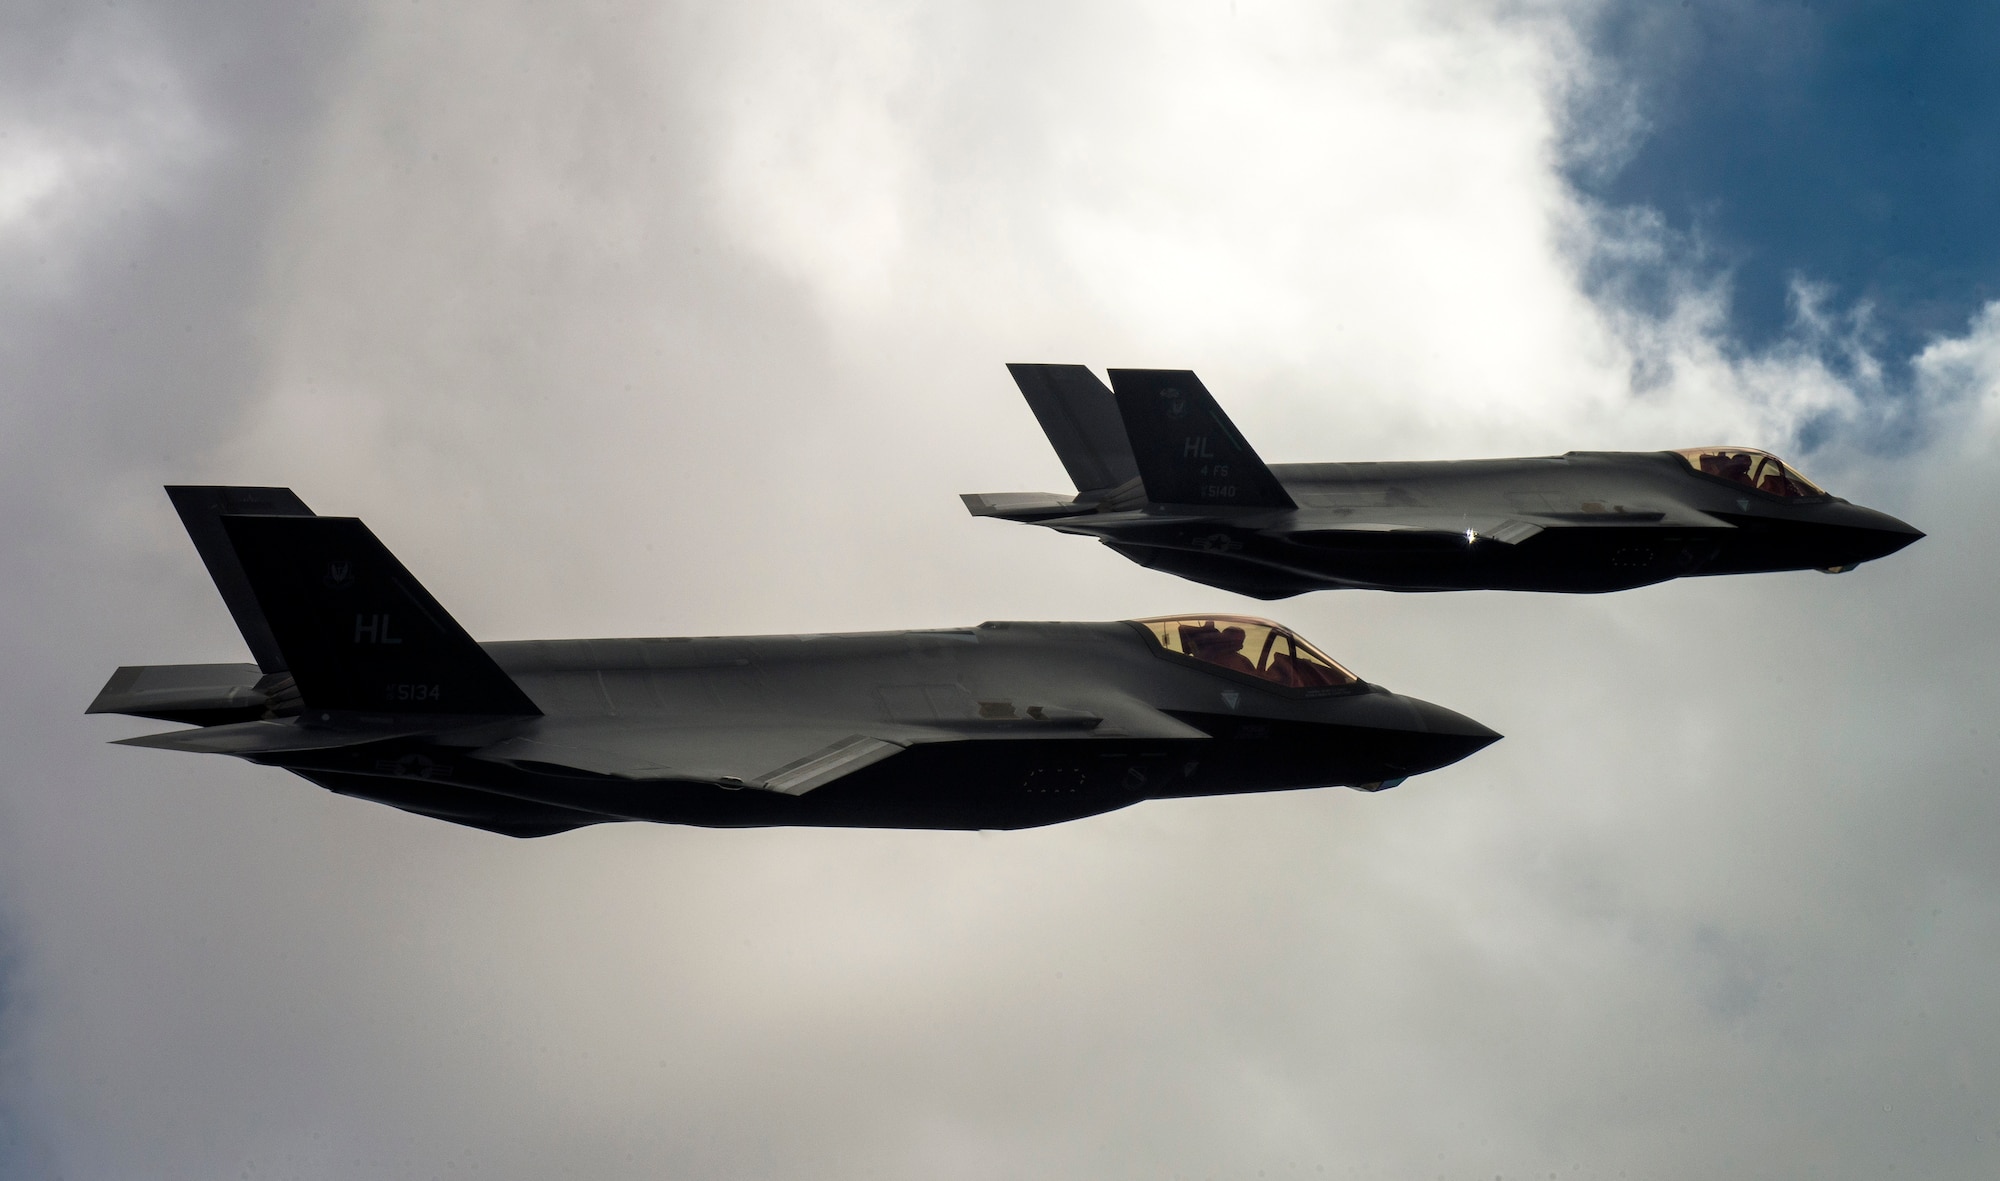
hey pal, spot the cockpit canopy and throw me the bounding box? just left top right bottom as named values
left=1674, top=447, right=1826, bottom=499
left=1135, top=615, right=1358, bottom=689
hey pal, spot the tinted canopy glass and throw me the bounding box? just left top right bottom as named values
left=1136, top=615, right=1358, bottom=689
left=1674, top=447, right=1826, bottom=499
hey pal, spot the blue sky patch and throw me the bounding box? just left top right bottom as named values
left=1574, top=0, right=2000, bottom=369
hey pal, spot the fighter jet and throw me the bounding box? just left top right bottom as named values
left=963, top=365, right=1924, bottom=596
left=86, top=487, right=1497, bottom=838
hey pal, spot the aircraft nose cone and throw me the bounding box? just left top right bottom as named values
left=1873, top=511, right=1925, bottom=550
left=1845, top=506, right=1925, bottom=563
left=1401, top=695, right=1502, bottom=769
left=1408, top=696, right=1501, bottom=741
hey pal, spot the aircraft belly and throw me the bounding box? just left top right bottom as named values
left=114, top=657, right=1497, bottom=833
left=292, top=769, right=612, bottom=838
left=1254, top=523, right=1726, bottom=592
left=278, top=719, right=1481, bottom=831
left=261, top=735, right=1186, bottom=831
left=1696, top=514, right=1922, bottom=575
left=1088, top=513, right=1731, bottom=593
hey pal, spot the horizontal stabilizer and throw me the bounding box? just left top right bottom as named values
left=471, top=720, right=906, bottom=794
left=88, top=663, right=266, bottom=724
left=1107, top=370, right=1295, bottom=510
left=220, top=514, right=542, bottom=718
left=959, top=491, right=1085, bottom=521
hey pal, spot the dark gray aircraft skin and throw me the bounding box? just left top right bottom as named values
left=964, top=365, right=1924, bottom=597
left=87, top=487, right=1497, bottom=838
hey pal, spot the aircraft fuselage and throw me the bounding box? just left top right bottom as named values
left=965, top=366, right=1923, bottom=598
left=1046, top=451, right=1924, bottom=596
left=97, top=612, right=1495, bottom=837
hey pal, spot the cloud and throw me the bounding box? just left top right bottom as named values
left=1569, top=0, right=2000, bottom=414
left=1917, top=304, right=2000, bottom=440
left=0, top=2, right=359, bottom=1176
left=3, top=0, right=1998, bottom=1177
left=0, top=7, right=214, bottom=258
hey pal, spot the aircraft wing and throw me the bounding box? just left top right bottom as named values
left=1293, top=514, right=1548, bottom=545
left=1048, top=509, right=1547, bottom=546
left=113, top=715, right=498, bottom=755
left=1291, top=504, right=1733, bottom=545
left=468, top=720, right=909, bottom=797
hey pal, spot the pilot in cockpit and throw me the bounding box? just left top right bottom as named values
left=1701, top=451, right=1754, bottom=485
left=1182, top=623, right=1256, bottom=675
left=1148, top=615, right=1360, bottom=690
left=1680, top=447, right=1826, bottom=500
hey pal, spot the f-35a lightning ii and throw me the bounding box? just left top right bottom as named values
left=87, top=487, right=1496, bottom=838
left=964, top=365, right=1924, bottom=597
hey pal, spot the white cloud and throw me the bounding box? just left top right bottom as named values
left=0, top=11, right=215, bottom=291
left=0, top=133, right=70, bottom=234
left=1917, top=302, right=2000, bottom=446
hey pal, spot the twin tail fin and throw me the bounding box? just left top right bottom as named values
left=166, top=486, right=316, bottom=674
left=217, top=513, right=540, bottom=717
left=1106, top=369, right=1294, bottom=510
left=970, top=366, right=1295, bottom=517
left=1004, top=363, right=1142, bottom=500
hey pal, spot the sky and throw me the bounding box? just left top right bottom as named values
left=1575, top=0, right=2000, bottom=370
left=2, top=0, right=1997, bottom=1176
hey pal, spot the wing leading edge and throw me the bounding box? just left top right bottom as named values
left=470, top=722, right=907, bottom=796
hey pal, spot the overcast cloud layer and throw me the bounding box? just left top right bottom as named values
left=4, top=1, right=1998, bottom=1177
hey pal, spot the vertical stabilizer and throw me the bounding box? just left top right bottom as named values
left=218, top=514, right=541, bottom=717
left=1107, top=370, right=1295, bottom=510
left=166, top=486, right=316, bottom=673
left=1005, top=364, right=1143, bottom=499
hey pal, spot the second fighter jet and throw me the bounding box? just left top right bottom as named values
left=964, top=365, right=1923, bottom=597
